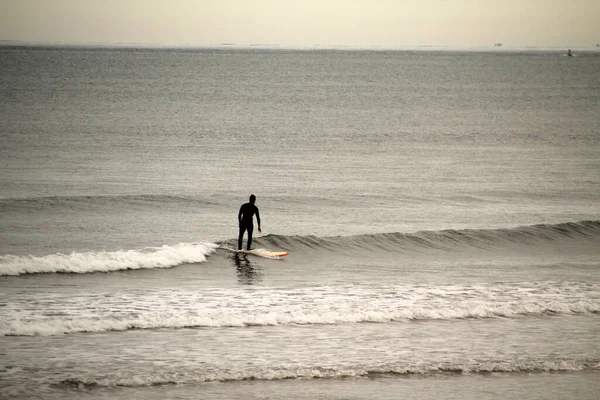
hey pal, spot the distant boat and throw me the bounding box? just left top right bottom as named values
left=494, top=43, right=502, bottom=47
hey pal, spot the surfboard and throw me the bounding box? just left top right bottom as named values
left=223, top=247, right=289, bottom=259
left=238, top=248, right=289, bottom=259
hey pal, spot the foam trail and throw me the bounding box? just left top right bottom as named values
left=3, top=289, right=598, bottom=336
left=0, top=242, right=218, bottom=276
left=4, top=303, right=597, bottom=336
left=56, top=359, right=600, bottom=388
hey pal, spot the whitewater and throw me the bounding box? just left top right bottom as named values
left=2, top=281, right=599, bottom=336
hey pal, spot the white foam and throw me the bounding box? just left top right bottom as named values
left=0, top=242, right=218, bottom=275
left=2, top=282, right=598, bottom=336
left=57, top=359, right=600, bottom=388
left=2, top=298, right=597, bottom=336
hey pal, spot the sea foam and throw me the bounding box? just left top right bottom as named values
left=0, top=242, right=217, bottom=276
left=3, top=289, right=597, bottom=336
left=56, top=359, right=600, bottom=388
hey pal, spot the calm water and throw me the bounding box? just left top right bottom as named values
left=1, top=46, right=599, bottom=399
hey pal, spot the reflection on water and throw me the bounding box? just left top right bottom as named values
left=232, top=253, right=262, bottom=285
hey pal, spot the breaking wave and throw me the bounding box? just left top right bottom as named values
left=56, top=359, right=600, bottom=388
left=0, top=242, right=217, bottom=275
left=3, top=282, right=598, bottom=336
left=2, top=220, right=598, bottom=276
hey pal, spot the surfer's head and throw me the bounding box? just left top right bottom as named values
left=249, top=194, right=256, bottom=204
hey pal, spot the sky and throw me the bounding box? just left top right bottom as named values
left=1, top=0, right=599, bottom=48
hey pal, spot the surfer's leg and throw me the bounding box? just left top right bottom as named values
left=238, top=225, right=246, bottom=250
left=246, top=225, right=254, bottom=250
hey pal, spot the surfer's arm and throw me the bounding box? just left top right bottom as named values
left=256, top=208, right=261, bottom=232
left=238, top=206, right=243, bottom=224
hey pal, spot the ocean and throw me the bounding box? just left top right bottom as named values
left=1, top=46, right=599, bottom=399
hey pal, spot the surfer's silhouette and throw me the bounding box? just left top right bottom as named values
left=238, top=194, right=261, bottom=250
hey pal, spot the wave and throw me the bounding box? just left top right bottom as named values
left=0, top=194, right=220, bottom=211
left=254, top=220, right=600, bottom=253
left=56, top=359, right=600, bottom=388
left=2, top=220, right=599, bottom=276
left=4, top=286, right=597, bottom=336
left=0, top=242, right=217, bottom=275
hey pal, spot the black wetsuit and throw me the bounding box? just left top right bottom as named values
left=238, top=202, right=260, bottom=250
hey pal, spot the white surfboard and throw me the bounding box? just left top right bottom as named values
left=227, top=247, right=289, bottom=259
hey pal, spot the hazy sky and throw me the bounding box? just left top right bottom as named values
left=2, top=0, right=599, bottom=47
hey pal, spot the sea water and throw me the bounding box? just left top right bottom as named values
left=1, top=46, right=599, bottom=399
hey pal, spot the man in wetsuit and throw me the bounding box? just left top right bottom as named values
left=238, top=194, right=261, bottom=250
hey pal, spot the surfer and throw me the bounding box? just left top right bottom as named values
left=238, top=194, right=261, bottom=250
left=568, top=49, right=573, bottom=57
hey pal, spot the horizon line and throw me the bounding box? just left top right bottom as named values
left=1, top=40, right=599, bottom=52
